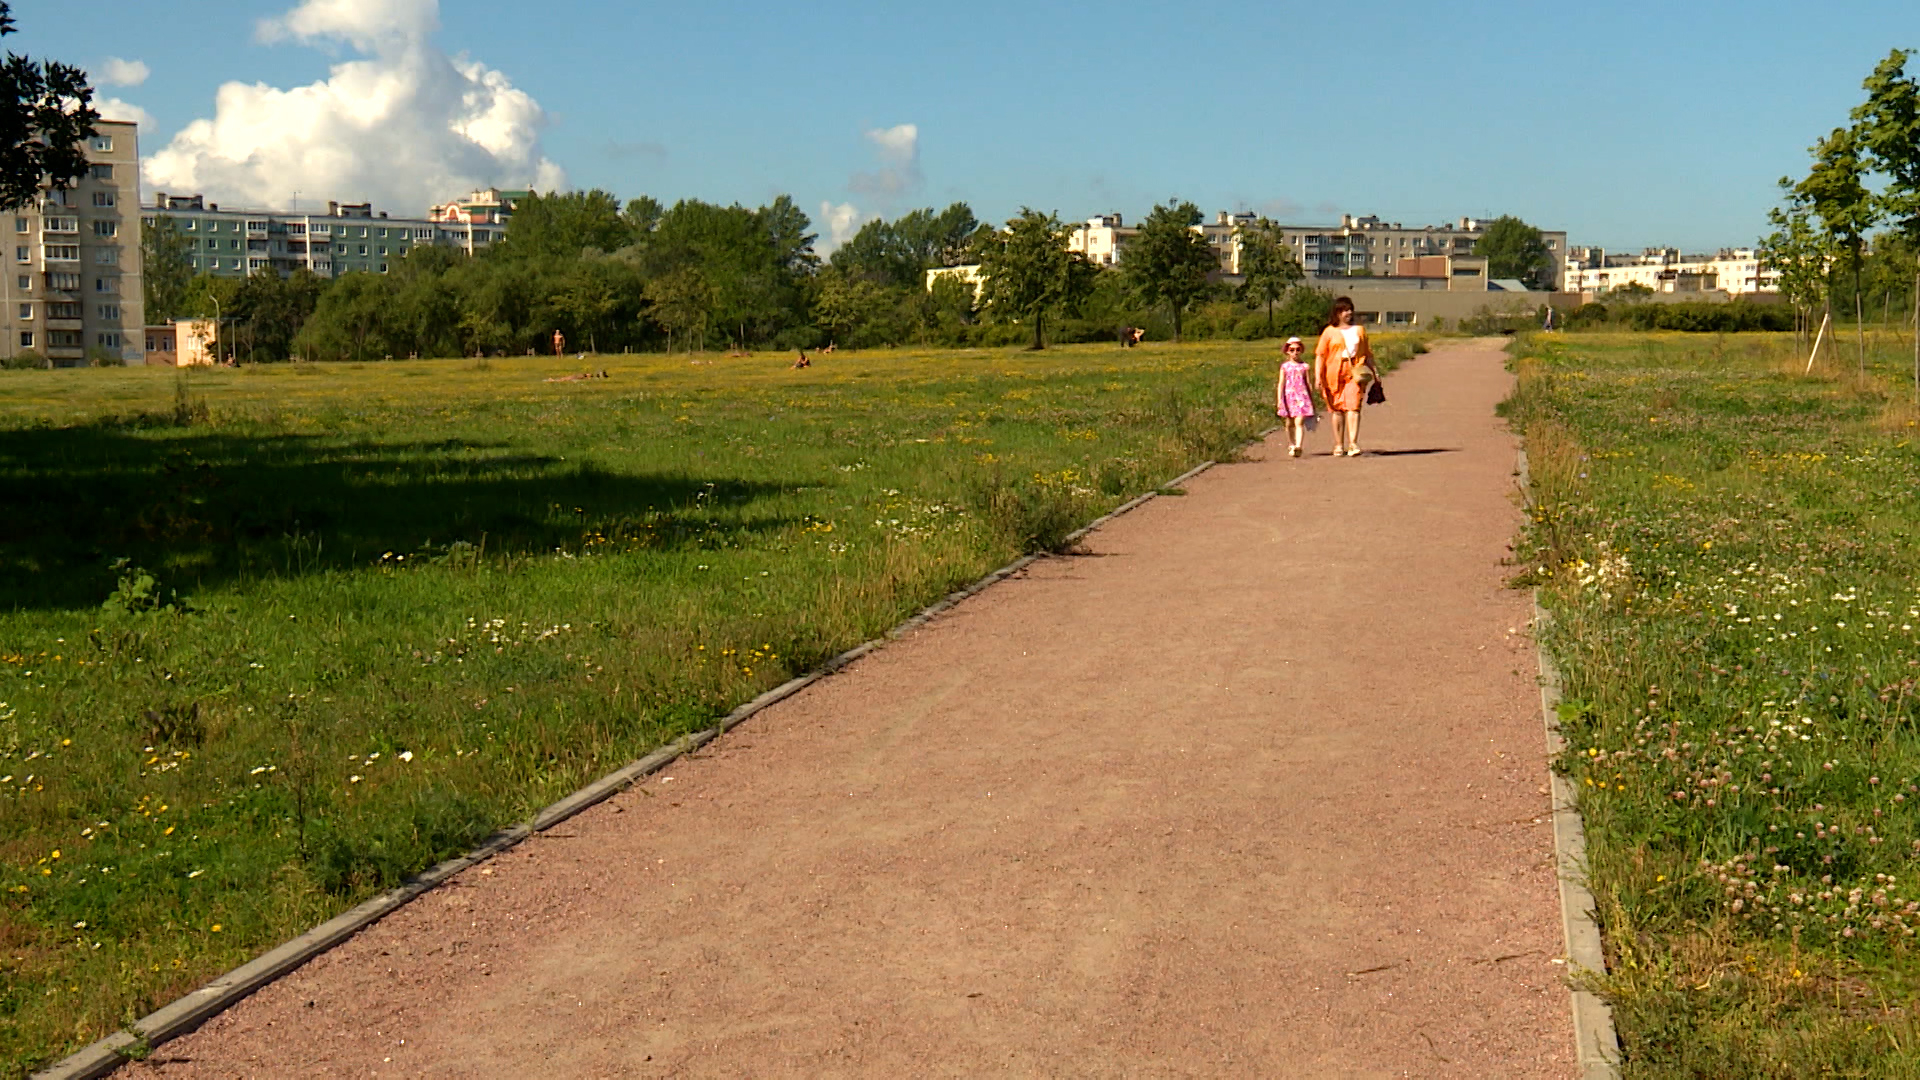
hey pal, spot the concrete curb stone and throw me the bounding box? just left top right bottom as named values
left=30, top=428, right=1275, bottom=1080
left=1517, top=448, right=1624, bottom=1080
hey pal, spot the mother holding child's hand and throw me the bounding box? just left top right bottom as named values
left=1314, top=296, right=1375, bottom=457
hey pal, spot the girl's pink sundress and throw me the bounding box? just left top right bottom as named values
left=1278, top=359, right=1315, bottom=418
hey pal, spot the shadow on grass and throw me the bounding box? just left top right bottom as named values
left=0, top=423, right=795, bottom=611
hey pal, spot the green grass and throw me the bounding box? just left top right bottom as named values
left=1508, top=330, right=1920, bottom=1077
left=0, top=336, right=1426, bottom=1073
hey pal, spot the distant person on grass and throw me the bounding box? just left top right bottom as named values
left=1275, top=336, right=1314, bottom=458
left=1314, top=296, right=1375, bottom=457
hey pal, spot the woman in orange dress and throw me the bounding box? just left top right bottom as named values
left=1313, top=296, right=1374, bottom=457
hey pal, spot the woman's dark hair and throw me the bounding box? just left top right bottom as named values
left=1328, top=296, right=1355, bottom=326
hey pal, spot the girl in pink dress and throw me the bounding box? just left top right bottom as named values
left=1275, top=336, right=1315, bottom=457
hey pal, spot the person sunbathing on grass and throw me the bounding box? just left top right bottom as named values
left=793, top=351, right=811, bottom=369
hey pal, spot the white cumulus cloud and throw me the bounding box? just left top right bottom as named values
left=818, top=123, right=922, bottom=255
left=818, top=200, right=873, bottom=254
left=95, top=97, right=157, bottom=133
left=849, top=123, right=921, bottom=200
left=142, top=0, right=564, bottom=215
left=98, top=57, right=150, bottom=88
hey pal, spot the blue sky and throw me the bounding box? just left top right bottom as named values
left=16, top=0, right=1920, bottom=251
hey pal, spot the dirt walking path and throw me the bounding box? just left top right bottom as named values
left=125, top=339, right=1572, bottom=1078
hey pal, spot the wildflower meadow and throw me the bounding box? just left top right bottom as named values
left=1510, top=330, right=1920, bottom=1077
left=0, top=336, right=1425, bottom=1072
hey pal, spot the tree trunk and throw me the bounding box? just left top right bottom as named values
left=1031, top=312, right=1045, bottom=351
left=1856, top=248, right=1867, bottom=374
left=1171, top=305, right=1182, bottom=344
left=1913, top=260, right=1919, bottom=402
left=1266, top=297, right=1274, bottom=337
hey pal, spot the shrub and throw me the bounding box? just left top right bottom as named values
left=2, top=349, right=46, bottom=370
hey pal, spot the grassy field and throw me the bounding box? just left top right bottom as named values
left=0, top=336, right=1427, bottom=1073
left=1508, top=330, right=1920, bottom=1077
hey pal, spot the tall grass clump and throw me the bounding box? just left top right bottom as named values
left=1507, top=330, right=1920, bottom=1076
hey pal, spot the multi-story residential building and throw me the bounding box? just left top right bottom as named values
left=0, top=119, right=144, bottom=366
left=143, top=191, right=515, bottom=279
left=428, top=187, right=526, bottom=256
left=1068, top=211, right=1571, bottom=289
left=1563, top=246, right=1778, bottom=296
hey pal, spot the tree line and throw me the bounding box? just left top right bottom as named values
left=1762, top=48, right=1920, bottom=392
left=138, top=193, right=1395, bottom=362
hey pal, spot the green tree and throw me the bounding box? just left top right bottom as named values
left=0, top=3, right=98, bottom=209
left=549, top=254, right=634, bottom=354
left=292, top=273, right=395, bottom=361
left=1853, top=48, right=1920, bottom=396
left=830, top=203, right=979, bottom=289
left=502, top=189, right=635, bottom=259
left=1235, top=216, right=1305, bottom=336
left=926, top=273, right=976, bottom=327
left=1762, top=181, right=1836, bottom=342
left=1797, top=126, right=1878, bottom=370
left=975, top=209, right=1097, bottom=350
left=1472, top=216, right=1552, bottom=288
left=142, top=216, right=195, bottom=323
left=645, top=265, right=718, bottom=352
left=1122, top=200, right=1216, bottom=342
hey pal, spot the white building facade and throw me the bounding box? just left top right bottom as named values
left=1066, top=211, right=1570, bottom=288
left=1563, top=247, right=1779, bottom=296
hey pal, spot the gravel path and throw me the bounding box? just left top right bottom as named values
left=125, top=338, right=1571, bottom=1078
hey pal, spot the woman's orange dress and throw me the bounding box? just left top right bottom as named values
left=1315, top=324, right=1372, bottom=412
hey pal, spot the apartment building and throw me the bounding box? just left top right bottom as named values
left=143, top=191, right=514, bottom=279
left=1, top=119, right=144, bottom=366
left=1563, top=246, right=1778, bottom=296
left=428, top=187, right=526, bottom=255
left=1067, top=211, right=1571, bottom=289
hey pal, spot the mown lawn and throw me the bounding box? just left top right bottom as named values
left=0, top=337, right=1426, bottom=1073
left=1509, top=330, right=1920, bottom=1077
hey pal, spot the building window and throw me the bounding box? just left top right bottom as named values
left=376, top=246, right=386, bottom=256
left=45, top=244, right=80, bottom=261
left=13, top=246, right=26, bottom=263
left=18, top=330, right=31, bottom=348
left=94, top=277, right=115, bottom=293
left=12, top=217, right=24, bottom=233
left=98, top=302, right=120, bottom=319
left=95, top=248, right=118, bottom=265
left=49, top=301, right=79, bottom=318
left=97, top=331, right=122, bottom=348
left=49, top=272, right=78, bottom=290
left=93, top=191, right=115, bottom=207
left=357, top=244, right=368, bottom=256
left=44, top=216, right=78, bottom=233
left=89, top=135, right=113, bottom=152
left=378, top=263, right=388, bottom=273
left=49, top=330, right=83, bottom=347
left=16, top=303, right=27, bottom=318
left=89, top=164, right=113, bottom=180
left=16, top=274, right=27, bottom=290
left=92, top=220, right=118, bottom=237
